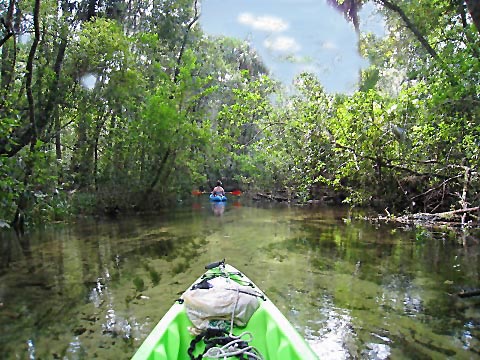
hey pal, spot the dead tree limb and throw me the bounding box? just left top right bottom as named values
left=458, top=289, right=480, bottom=298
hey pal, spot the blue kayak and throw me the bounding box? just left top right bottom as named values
left=209, top=194, right=227, bottom=202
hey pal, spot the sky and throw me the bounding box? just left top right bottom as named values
left=199, top=0, right=385, bottom=94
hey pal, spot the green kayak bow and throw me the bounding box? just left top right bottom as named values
left=132, top=261, right=318, bottom=359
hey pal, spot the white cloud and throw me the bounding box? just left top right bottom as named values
left=237, top=13, right=289, bottom=32
left=201, top=0, right=366, bottom=93
left=264, top=36, right=301, bottom=52
left=322, top=41, right=338, bottom=50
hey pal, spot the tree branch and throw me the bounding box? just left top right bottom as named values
left=330, top=138, right=452, bottom=180
left=173, top=0, right=199, bottom=83
left=0, top=0, right=15, bottom=48
left=377, top=0, right=440, bottom=59
left=410, top=174, right=463, bottom=200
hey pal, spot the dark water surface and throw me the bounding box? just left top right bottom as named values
left=0, top=202, right=479, bottom=359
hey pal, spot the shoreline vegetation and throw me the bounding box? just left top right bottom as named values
left=1, top=185, right=479, bottom=234
left=253, top=191, right=480, bottom=229
left=1, top=1, right=479, bottom=235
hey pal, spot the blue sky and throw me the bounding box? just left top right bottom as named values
left=200, top=0, right=384, bottom=94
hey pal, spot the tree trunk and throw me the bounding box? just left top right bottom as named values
left=141, top=149, right=172, bottom=206
left=51, top=19, right=68, bottom=164
left=92, top=115, right=107, bottom=192
left=459, top=1, right=480, bottom=58
left=0, top=0, right=69, bottom=158
left=12, top=0, right=41, bottom=234
left=87, top=0, right=98, bottom=21
left=0, top=0, right=16, bottom=100
left=466, top=0, right=480, bottom=34
left=460, top=167, right=471, bottom=226
left=25, top=0, right=41, bottom=142
left=173, top=0, right=199, bottom=82
left=0, top=0, right=15, bottom=48
left=71, top=108, right=91, bottom=189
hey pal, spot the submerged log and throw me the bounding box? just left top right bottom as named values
left=384, top=206, right=480, bottom=226
left=436, top=206, right=479, bottom=217
left=458, top=289, right=480, bottom=298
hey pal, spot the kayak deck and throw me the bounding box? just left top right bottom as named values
left=132, top=263, right=318, bottom=360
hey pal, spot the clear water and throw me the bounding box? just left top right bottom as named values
left=0, top=202, right=479, bottom=359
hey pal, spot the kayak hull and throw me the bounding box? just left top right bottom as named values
left=209, top=194, right=227, bottom=202
left=131, top=263, right=318, bottom=360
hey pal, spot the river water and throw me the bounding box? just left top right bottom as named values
left=0, top=202, right=479, bottom=359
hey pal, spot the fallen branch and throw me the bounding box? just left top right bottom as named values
left=435, top=206, right=479, bottom=216
left=377, top=206, right=480, bottom=228
left=458, top=289, right=480, bottom=298
left=401, top=207, right=479, bottom=222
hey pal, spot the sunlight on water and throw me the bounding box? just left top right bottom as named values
left=365, top=342, right=391, bottom=359
left=308, top=307, right=354, bottom=360
left=66, top=336, right=83, bottom=359
left=27, top=339, right=35, bottom=359
left=89, top=278, right=105, bottom=307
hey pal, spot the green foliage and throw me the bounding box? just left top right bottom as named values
left=1, top=0, right=479, bottom=228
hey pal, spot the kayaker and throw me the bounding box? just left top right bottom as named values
left=211, top=180, right=225, bottom=196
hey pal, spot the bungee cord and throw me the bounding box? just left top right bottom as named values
left=194, top=264, right=264, bottom=360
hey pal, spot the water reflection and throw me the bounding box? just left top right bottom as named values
left=0, top=231, right=34, bottom=273
left=0, top=205, right=479, bottom=359
left=211, top=202, right=225, bottom=216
